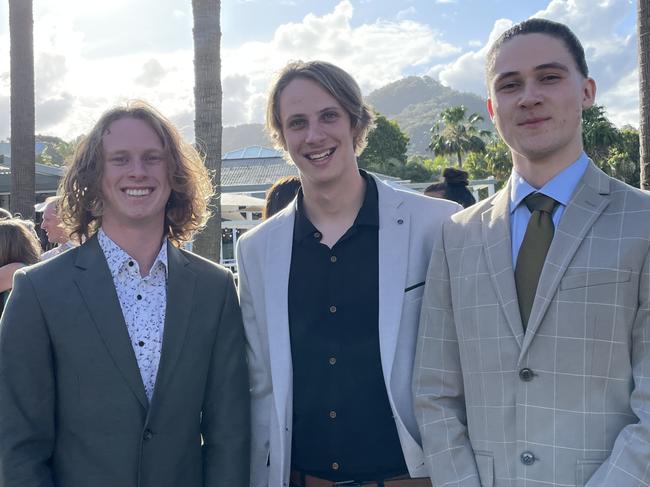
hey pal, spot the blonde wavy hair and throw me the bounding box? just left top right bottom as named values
left=59, top=101, right=213, bottom=246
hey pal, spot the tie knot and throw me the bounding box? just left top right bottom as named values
left=524, top=192, right=557, bottom=214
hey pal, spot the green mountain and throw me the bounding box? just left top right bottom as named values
left=221, top=76, right=493, bottom=156
left=366, top=76, right=493, bottom=155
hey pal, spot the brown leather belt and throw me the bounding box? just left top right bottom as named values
left=290, top=470, right=432, bottom=487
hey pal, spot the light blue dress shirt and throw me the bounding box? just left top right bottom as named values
left=510, top=152, right=589, bottom=267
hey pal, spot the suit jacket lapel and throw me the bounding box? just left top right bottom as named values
left=482, top=179, right=525, bottom=347
left=73, top=236, right=148, bottom=409
left=152, top=242, right=196, bottom=402
left=375, top=178, right=409, bottom=385
left=264, top=207, right=295, bottom=433
left=520, top=162, right=611, bottom=358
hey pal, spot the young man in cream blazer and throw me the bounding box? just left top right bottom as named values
left=237, top=61, right=459, bottom=487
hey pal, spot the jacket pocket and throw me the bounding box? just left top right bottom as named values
left=560, top=269, right=631, bottom=291
left=576, top=458, right=603, bottom=486
left=473, top=450, right=494, bottom=487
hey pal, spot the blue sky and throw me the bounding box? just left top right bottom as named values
left=0, top=0, right=639, bottom=141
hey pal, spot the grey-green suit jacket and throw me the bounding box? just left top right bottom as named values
left=0, top=236, right=250, bottom=487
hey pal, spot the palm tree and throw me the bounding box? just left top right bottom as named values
left=639, top=0, right=650, bottom=189
left=9, top=0, right=35, bottom=219
left=191, top=0, right=222, bottom=261
left=429, top=105, right=490, bottom=168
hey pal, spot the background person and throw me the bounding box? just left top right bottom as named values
left=0, top=218, right=41, bottom=314
left=423, top=167, right=476, bottom=208
left=37, top=195, right=78, bottom=260
left=263, top=175, right=301, bottom=219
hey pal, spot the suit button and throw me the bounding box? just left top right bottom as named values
left=520, top=451, right=535, bottom=465
left=143, top=429, right=153, bottom=441
left=519, top=368, right=535, bottom=381
left=331, top=462, right=340, bottom=471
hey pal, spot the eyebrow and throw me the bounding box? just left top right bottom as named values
left=493, top=62, right=571, bottom=83
left=285, top=106, right=341, bottom=120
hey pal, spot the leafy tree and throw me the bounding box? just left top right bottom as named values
left=191, top=0, right=222, bottom=262
left=359, top=114, right=409, bottom=169
left=582, top=105, right=621, bottom=165
left=35, top=135, right=75, bottom=166
left=429, top=105, right=491, bottom=168
left=463, top=136, right=512, bottom=183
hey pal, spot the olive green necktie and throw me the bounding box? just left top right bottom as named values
left=515, top=193, right=558, bottom=330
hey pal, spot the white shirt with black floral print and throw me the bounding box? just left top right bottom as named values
left=98, top=228, right=168, bottom=402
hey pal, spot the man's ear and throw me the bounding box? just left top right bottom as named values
left=487, top=98, right=495, bottom=121
left=582, top=77, right=597, bottom=110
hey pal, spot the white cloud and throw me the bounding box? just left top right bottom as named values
left=436, top=0, right=457, bottom=4
left=221, top=0, right=461, bottom=126
left=135, top=59, right=168, bottom=88
left=430, top=18, right=512, bottom=96
left=396, top=7, right=417, bottom=20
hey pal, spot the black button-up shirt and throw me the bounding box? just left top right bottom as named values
left=288, top=171, right=407, bottom=481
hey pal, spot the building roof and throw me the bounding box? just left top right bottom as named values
left=223, top=146, right=281, bottom=159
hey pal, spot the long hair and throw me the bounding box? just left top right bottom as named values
left=59, top=100, right=213, bottom=246
left=0, top=219, right=41, bottom=267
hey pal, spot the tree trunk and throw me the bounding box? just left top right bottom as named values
left=9, top=0, right=35, bottom=219
left=457, top=149, right=463, bottom=168
left=640, top=0, right=650, bottom=189
left=191, top=0, right=222, bottom=262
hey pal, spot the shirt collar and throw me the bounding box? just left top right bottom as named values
left=293, top=170, right=379, bottom=243
left=97, top=228, right=168, bottom=278
left=510, top=152, right=589, bottom=214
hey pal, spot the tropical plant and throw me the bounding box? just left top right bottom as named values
left=191, top=0, right=222, bottom=262
left=429, top=105, right=491, bottom=168
left=9, top=0, right=35, bottom=219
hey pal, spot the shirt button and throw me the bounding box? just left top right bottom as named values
left=329, top=410, right=337, bottom=419
left=519, top=368, right=535, bottom=382
left=136, top=294, right=142, bottom=301
left=143, top=429, right=153, bottom=441
left=329, top=357, right=337, bottom=365
left=128, top=261, right=134, bottom=267
left=331, top=462, right=340, bottom=471
left=520, top=451, right=535, bottom=465
left=330, top=255, right=337, bottom=263
left=138, top=341, right=145, bottom=347
left=313, top=231, right=322, bottom=240
left=329, top=305, right=337, bottom=314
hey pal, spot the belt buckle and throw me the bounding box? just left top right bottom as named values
left=333, top=481, right=363, bottom=486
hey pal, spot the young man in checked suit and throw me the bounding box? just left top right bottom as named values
left=237, top=60, right=459, bottom=487
left=414, top=18, right=650, bottom=487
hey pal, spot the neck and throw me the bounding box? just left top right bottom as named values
left=101, top=222, right=165, bottom=277
left=512, top=145, right=583, bottom=189
left=301, top=170, right=366, bottom=228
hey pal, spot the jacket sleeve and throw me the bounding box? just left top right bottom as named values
left=585, top=246, right=650, bottom=486
left=201, top=272, right=251, bottom=486
left=0, top=270, right=56, bottom=487
left=413, top=225, right=480, bottom=487
left=236, top=239, right=273, bottom=487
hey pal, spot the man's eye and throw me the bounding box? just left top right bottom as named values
left=288, top=119, right=306, bottom=129
left=109, top=156, right=127, bottom=164
left=145, top=155, right=162, bottom=163
left=541, top=74, right=561, bottom=83
left=322, top=111, right=339, bottom=121
left=498, top=82, right=519, bottom=92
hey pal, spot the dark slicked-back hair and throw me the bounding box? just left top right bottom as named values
left=266, top=60, right=374, bottom=155
left=263, top=176, right=301, bottom=220
left=486, top=18, right=589, bottom=87
left=59, top=100, right=213, bottom=246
